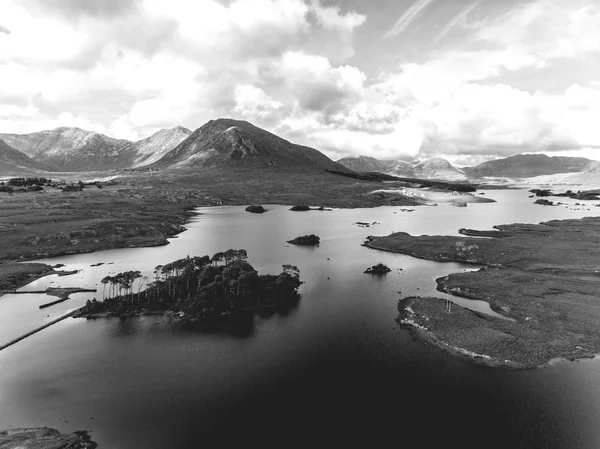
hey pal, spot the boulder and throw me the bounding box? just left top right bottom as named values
left=534, top=199, right=554, bottom=206
left=287, top=234, right=320, bottom=246
left=245, top=205, right=265, bottom=213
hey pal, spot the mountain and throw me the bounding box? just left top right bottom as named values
left=336, top=156, right=391, bottom=173
left=387, top=160, right=415, bottom=177
left=0, top=128, right=130, bottom=171
left=153, top=118, right=348, bottom=171
left=464, top=154, right=594, bottom=178
left=0, top=139, right=51, bottom=172
left=411, top=157, right=466, bottom=180
left=119, top=126, right=192, bottom=168
left=336, top=156, right=465, bottom=180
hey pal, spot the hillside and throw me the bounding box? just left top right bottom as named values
left=0, top=139, right=51, bottom=173
left=120, top=127, right=192, bottom=168
left=336, top=156, right=391, bottom=173
left=0, top=128, right=130, bottom=171
left=153, top=118, right=349, bottom=171
left=465, top=154, right=593, bottom=178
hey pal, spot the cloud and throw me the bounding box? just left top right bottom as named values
left=0, top=24, right=9, bottom=34
left=0, top=0, right=365, bottom=138
left=384, top=0, right=436, bottom=38
left=435, top=0, right=480, bottom=43
left=22, top=0, right=138, bottom=20
left=473, top=0, right=600, bottom=60
left=1, top=0, right=599, bottom=165
left=277, top=52, right=366, bottom=115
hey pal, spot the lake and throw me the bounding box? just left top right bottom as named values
left=1, top=189, right=600, bottom=447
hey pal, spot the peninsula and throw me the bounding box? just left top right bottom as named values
left=365, top=217, right=600, bottom=368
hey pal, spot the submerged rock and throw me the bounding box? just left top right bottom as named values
left=450, top=201, right=467, bottom=207
left=364, top=263, right=391, bottom=275
left=290, top=205, right=311, bottom=211
left=287, top=234, right=320, bottom=246
left=245, top=205, right=265, bottom=213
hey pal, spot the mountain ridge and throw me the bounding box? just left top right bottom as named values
left=463, top=154, right=593, bottom=178
left=0, top=127, right=130, bottom=171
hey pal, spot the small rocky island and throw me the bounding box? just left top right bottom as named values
left=365, top=217, right=600, bottom=369
left=289, top=205, right=311, bottom=211
left=245, top=205, right=265, bottom=213
left=287, top=234, right=320, bottom=246
left=364, top=263, right=391, bottom=275
left=76, top=250, right=302, bottom=320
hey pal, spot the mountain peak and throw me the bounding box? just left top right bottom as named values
left=152, top=119, right=347, bottom=172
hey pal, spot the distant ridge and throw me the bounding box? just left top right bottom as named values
left=153, top=118, right=349, bottom=172
left=336, top=156, right=465, bottom=180
left=0, top=127, right=130, bottom=171
left=0, top=138, right=51, bottom=172
left=464, top=154, right=593, bottom=178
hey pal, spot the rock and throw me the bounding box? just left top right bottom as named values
left=450, top=201, right=468, bottom=207
left=290, top=205, right=311, bottom=211
left=245, top=205, right=265, bottom=213
left=364, top=263, right=392, bottom=275
left=287, top=234, right=320, bottom=246
left=0, top=427, right=98, bottom=449
left=534, top=199, right=554, bottom=206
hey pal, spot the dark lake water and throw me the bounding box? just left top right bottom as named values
left=1, top=190, right=600, bottom=447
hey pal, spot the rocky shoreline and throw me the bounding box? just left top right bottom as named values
left=366, top=217, right=600, bottom=368
left=0, top=427, right=97, bottom=448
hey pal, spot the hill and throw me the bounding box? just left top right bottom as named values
left=153, top=118, right=348, bottom=171
left=0, top=139, right=51, bottom=173
left=464, top=154, right=593, bottom=178
left=0, top=127, right=130, bottom=171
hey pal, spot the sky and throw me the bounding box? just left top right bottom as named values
left=1, top=0, right=600, bottom=165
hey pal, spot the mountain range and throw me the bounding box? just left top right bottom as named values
left=0, top=120, right=597, bottom=182
left=336, top=156, right=466, bottom=180
left=463, top=154, right=593, bottom=178
left=0, top=119, right=347, bottom=173
left=337, top=154, right=596, bottom=180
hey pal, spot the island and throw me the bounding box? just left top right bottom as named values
left=245, top=205, right=266, bottom=213
left=287, top=234, right=320, bottom=246
left=76, top=250, right=302, bottom=321
left=364, top=217, right=600, bottom=368
left=364, top=263, right=391, bottom=275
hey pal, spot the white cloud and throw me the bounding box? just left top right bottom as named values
left=384, top=0, right=437, bottom=38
